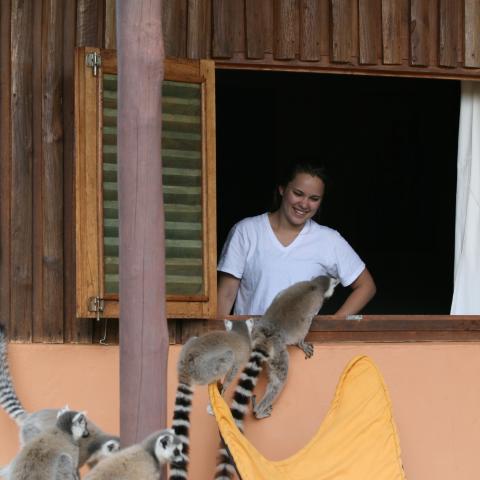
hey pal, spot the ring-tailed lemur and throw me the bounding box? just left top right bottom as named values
left=215, top=275, right=336, bottom=480
left=169, top=322, right=251, bottom=480
left=0, top=323, right=120, bottom=469
left=84, top=429, right=183, bottom=480
left=2, top=408, right=89, bottom=480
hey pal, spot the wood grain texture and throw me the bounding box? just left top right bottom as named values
left=200, top=59, right=217, bottom=319
left=331, top=0, right=354, bottom=63
left=65, top=0, right=92, bottom=342
left=74, top=47, right=101, bottom=319
left=359, top=0, right=381, bottom=64
left=439, top=0, right=460, bottom=67
left=76, top=0, right=105, bottom=47
left=117, top=0, right=168, bottom=445
left=32, top=0, right=43, bottom=342
left=410, top=0, right=430, bottom=66
left=318, top=0, right=330, bottom=56
left=264, top=0, right=274, bottom=54
left=38, top=0, right=65, bottom=342
left=299, top=0, right=321, bottom=61
left=246, top=0, right=265, bottom=59
left=465, top=0, right=480, bottom=67
left=232, top=0, right=245, bottom=53
left=187, top=0, right=211, bottom=59
left=273, top=0, right=298, bottom=60
left=104, top=0, right=116, bottom=49
left=11, top=0, right=33, bottom=342
left=382, top=0, right=402, bottom=64
left=162, top=0, right=187, bottom=58
left=212, top=0, right=234, bottom=58
left=178, top=315, right=480, bottom=344
left=0, top=0, right=11, bottom=333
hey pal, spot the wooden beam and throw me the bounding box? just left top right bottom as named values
left=38, top=0, right=65, bottom=342
left=76, top=0, right=105, bottom=47
left=117, top=1, right=168, bottom=446
left=11, top=0, right=33, bottom=342
left=189, top=315, right=480, bottom=343
left=0, top=0, right=12, bottom=332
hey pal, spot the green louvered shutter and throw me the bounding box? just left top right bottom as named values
left=102, top=74, right=205, bottom=296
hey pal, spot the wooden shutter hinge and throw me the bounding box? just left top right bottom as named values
left=85, top=52, right=102, bottom=77
left=88, top=296, right=105, bottom=321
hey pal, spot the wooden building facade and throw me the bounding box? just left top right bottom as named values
left=1, top=0, right=480, bottom=345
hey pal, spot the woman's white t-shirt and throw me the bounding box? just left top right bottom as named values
left=217, top=213, right=365, bottom=315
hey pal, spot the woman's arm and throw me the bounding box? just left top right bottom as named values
left=217, top=272, right=241, bottom=317
left=334, top=268, right=376, bottom=317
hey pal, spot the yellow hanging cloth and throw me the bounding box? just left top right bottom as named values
left=209, top=355, right=406, bottom=480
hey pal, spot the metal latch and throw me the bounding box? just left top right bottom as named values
left=85, top=52, right=102, bottom=77
left=88, top=296, right=105, bottom=322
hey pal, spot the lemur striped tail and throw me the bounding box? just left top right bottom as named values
left=0, top=324, right=26, bottom=424
left=214, top=346, right=270, bottom=480
left=169, top=382, right=194, bottom=480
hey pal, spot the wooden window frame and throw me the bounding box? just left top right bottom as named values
left=74, top=48, right=480, bottom=341
left=75, top=47, right=217, bottom=318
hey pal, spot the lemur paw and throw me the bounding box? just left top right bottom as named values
left=254, top=404, right=272, bottom=419
left=298, top=341, right=314, bottom=359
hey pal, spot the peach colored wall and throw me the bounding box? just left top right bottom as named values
left=1, top=343, right=480, bottom=479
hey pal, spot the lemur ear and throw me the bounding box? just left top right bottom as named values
left=105, top=439, right=120, bottom=453
left=71, top=411, right=89, bottom=439
left=158, top=432, right=172, bottom=449
left=57, top=405, right=70, bottom=418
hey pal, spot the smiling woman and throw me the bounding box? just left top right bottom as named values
left=216, top=161, right=376, bottom=319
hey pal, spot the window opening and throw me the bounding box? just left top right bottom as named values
left=215, top=69, right=460, bottom=315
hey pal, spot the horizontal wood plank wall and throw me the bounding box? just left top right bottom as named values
left=128, top=0, right=480, bottom=78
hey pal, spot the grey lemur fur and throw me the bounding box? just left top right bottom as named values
left=3, top=409, right=89, bottom=480
left=215, top=275, right=336, bottom=480
left=169, top=321, right=251, bottom=480
left=84, top=429, right=183, bottom=480
left=0, top=323, right=120, bottom=469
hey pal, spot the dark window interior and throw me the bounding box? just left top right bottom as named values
left=215, top=69, right=460, bottom=315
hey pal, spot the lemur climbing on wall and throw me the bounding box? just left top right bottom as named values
left=169, top=321, right=251, bottom=480
left=215, top=275, right=336, bottom=480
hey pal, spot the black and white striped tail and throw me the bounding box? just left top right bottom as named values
left=0, top=324, right=26, bottom=424
left=214, top=347, right=269, bottom=480
left=169, top=382, right=194, bottom=480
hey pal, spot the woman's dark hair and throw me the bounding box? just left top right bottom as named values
left=270, top=161, right=329, bottom=214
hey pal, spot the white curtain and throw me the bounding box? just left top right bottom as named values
left=451, top=82, right=480, bottom=314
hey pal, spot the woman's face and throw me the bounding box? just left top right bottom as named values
left=279, top=172, right=325, bottom=227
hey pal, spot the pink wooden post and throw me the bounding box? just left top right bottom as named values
left=117, top=0, right=168, bottom=445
